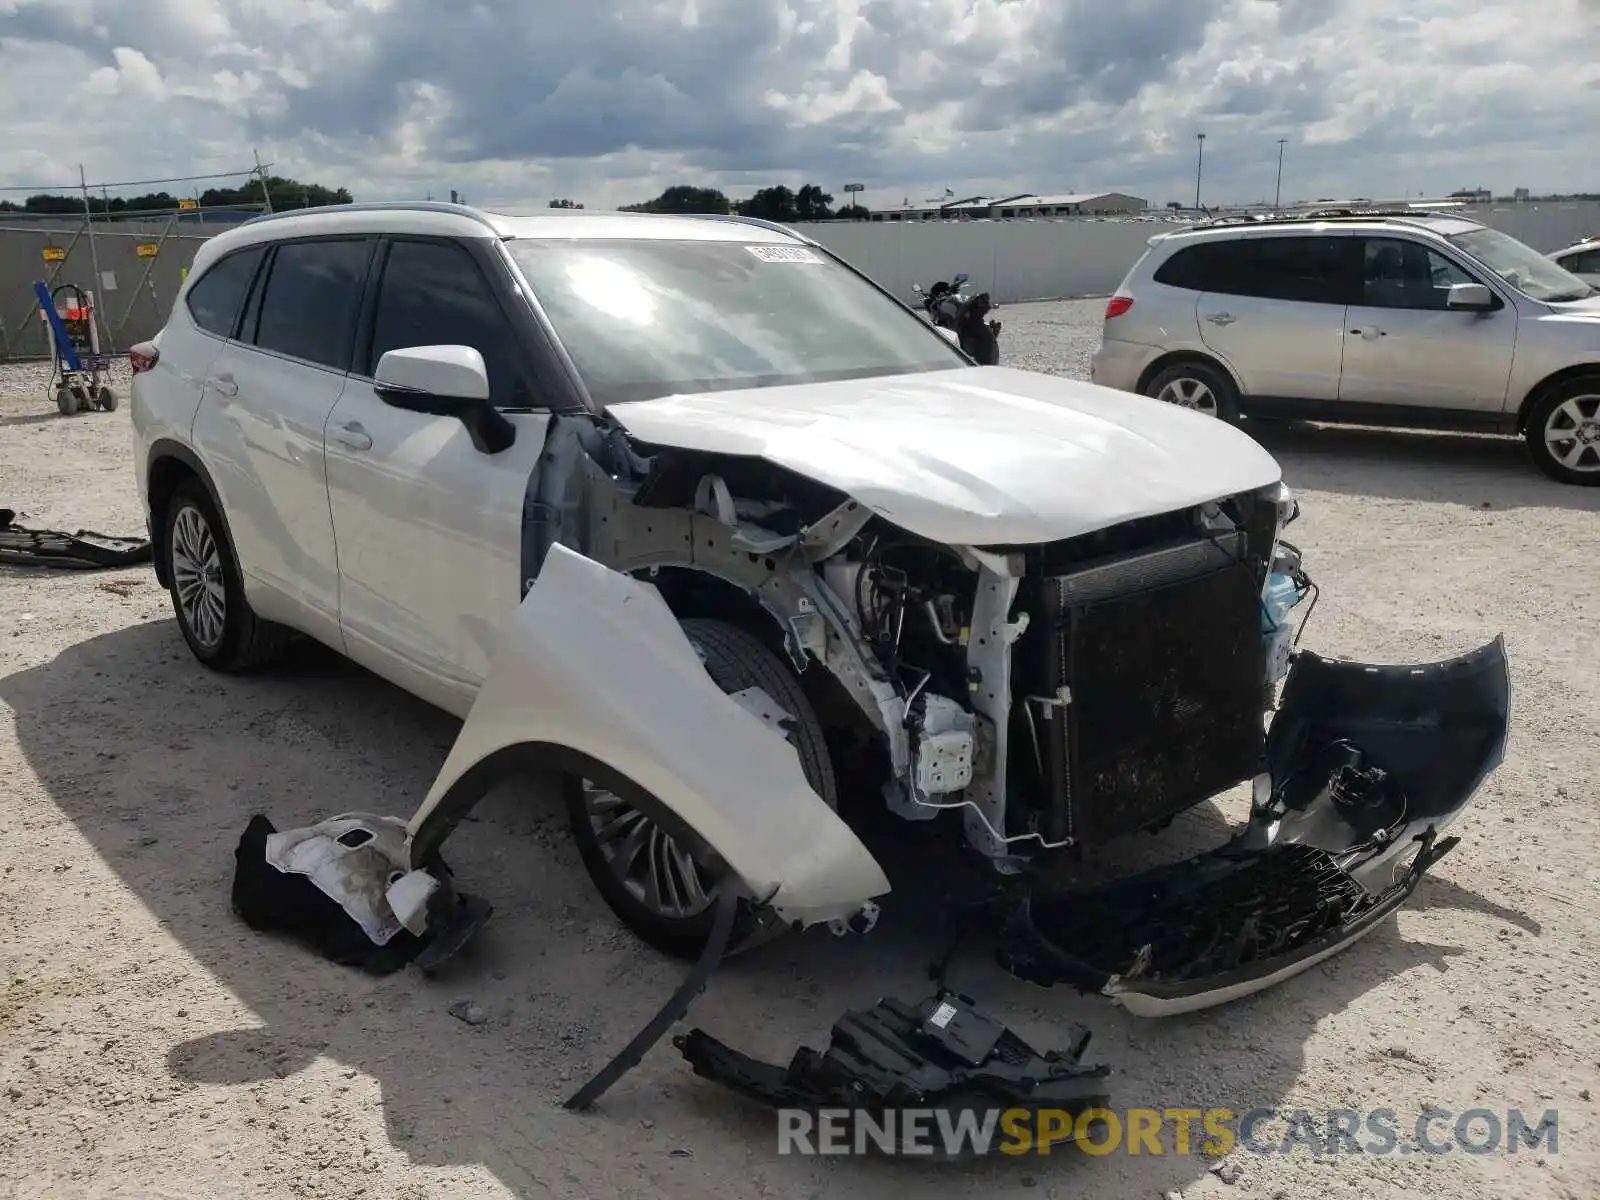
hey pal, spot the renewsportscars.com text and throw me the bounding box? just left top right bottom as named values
left=776, top=1105, right=1561, bottom=1157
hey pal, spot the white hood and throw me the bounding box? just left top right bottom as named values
left=607, top=366, right=1282, bottom=545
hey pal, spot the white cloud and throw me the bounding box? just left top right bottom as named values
left=0, top=0, right=1597, bottom=208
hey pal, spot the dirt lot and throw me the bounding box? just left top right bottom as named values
left=2, top=303, right=1598, bottom=1200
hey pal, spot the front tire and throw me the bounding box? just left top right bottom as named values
left=1525, top=377, right=1600, bottom=486
left=1142, top=360, right=1241, bottom=423
left=566, top=618, right=839, bottom=959
left=162, top=479, right=292, bottom=671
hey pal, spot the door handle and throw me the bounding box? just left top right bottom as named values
left=205, top=372, right=238, bottom=397
left=333, top=421, right=372, bottom=452
left=1348, top=327, right=1387, bottom=339
left=1204, top=312, right=1236, bottom=326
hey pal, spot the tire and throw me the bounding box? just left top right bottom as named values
left=95, top=386, right=118, bottom=412
left=1142, top=360, right=1241, bottom=423
left=162, top=479, right=292, bottom=671
left=1524, top=377, right=1600, bottom=486
left=55, top=386, right=78, bottom=416
left=567, top=617, right=839, bottom=959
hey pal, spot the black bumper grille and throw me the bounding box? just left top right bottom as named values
left=1018, top=558, right=1267, bottom=846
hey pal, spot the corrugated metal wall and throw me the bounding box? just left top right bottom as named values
left=4, top=201, right=1597, bottom=357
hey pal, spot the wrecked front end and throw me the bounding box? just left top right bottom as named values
left=401, top=405, right=1509, bottom=1020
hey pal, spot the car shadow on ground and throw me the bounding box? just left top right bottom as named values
left=0, top=618, right=1540, bottom=1198
left=1245, top=419, right=1600, bottom=511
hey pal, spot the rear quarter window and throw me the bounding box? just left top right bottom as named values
left=183, top=246, right=265, bottom=338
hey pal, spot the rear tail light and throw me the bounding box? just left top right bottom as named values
left=1105, top=296, right=1134, bottom=319
left=129, top=343, right=159, bottom=374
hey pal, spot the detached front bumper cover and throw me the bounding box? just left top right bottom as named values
left=998, top=636, right=1511, bottom=1016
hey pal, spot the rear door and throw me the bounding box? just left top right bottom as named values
left=1190, top=235, right=1354, bottom=401
left=1337, top=236, right=1517, bottom=413
left=192, top=236, right=375, bottom=646
left=324, top=236, right=553, bottom=716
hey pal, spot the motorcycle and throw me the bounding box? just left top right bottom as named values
left=911, top=272, right=1002, bottom=365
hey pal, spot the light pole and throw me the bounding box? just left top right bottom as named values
left=1194, top=133, right=1206, bottom=211
left=1275, top=138, right=1288, bottom=209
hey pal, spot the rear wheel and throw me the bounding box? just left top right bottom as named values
left=566, top=617, right=838, bottom=959
left=162, top=479, right=292, bottom=670
left=1525, top=378, right=1600, bottom=486
left=55, top=386, right=78, bottom=416
left=1142, top=360, right=1240, bottom=423
left=95, top=386, right=118, bottom=412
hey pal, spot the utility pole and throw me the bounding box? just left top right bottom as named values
left=1275, top=139, right=1288, bottom=209
left=1194, top=133, right=1206, bottom=211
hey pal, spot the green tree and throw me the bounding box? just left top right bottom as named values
left=740, top=185, right=798, bottom=222
left=621, top=185, right=732, bottom=214
left=548, top=198, right=584, bottom=209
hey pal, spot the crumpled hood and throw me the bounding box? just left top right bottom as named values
left=607, top=366, right=1282, bottom=545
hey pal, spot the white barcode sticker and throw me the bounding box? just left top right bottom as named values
left=745, top=245, right=822, bottom=264
left=928, top=1001, right=959, bottom=1029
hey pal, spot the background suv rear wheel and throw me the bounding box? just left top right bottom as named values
left=1526, top=377, right=1600, bottom=486
left=566, top=617, right=838, bottom=960
left=1143, top=360, right=1240, bottom=423
left=162, top=479, right=292, bottom=670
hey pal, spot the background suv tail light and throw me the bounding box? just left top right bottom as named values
left=1105, top=296, right=1134, bottom=319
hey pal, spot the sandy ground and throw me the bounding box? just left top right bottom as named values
left=2, top=303, right=1598, bottom=1200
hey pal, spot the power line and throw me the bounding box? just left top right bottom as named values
left=0, top=164, right=273, bottom=194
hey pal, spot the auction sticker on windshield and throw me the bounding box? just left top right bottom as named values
left=746, top=245, right=823, bottom=263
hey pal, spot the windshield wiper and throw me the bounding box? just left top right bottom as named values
left=1546, top=288, right=1595, bottom=303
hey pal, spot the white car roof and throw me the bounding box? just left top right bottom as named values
left=189, top=202, right=803, bottom=273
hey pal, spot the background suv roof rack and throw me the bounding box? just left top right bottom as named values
left=1188, top=203, right=1466, bottom=231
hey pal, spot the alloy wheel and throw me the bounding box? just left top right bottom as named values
left=583, top=783, right=716, bottom=919
left=1156, top=376, right=1220, bottom=417
left=1543, top=394, right=1600, bottom=474
left=171, top=505, right=226, bottom=649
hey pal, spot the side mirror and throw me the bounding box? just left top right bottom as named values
left=1446, top=282, right=1495, bottom=312
left=935, top=326, right=960, bottom=346
left=373, top=345, right=515, bottom=454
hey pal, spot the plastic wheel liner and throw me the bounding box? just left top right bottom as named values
left=997, top=637, right=1511, bottom=1016
left=0, top=508, right=152, bottom=570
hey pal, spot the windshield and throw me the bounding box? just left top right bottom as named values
left=507, top=238, right=967, bottom=406
left=1445, top=227, right=1595, bottom=302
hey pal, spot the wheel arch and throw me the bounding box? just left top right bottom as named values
left=146, top=441, right=240, bottom=589
left=1514, top=364, right=1600, bottom=433
left=1135, top=349, right=1243, bottom=398
left=634, top=564, right=790, bottom=658
left=409, top=741, right=730, bottom=878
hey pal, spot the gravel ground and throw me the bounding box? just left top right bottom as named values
left=2, top=305, right=1599, bottom=1200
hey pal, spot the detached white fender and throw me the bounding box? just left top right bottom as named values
left=404, top=543, right=890, bottom=928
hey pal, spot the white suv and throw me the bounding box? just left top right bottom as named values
left=1090, top=209, right=1600, bottom=485
left=129, top=202, right=1508, bottom=1012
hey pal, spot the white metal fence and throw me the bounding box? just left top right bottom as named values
left=4, top=200, right=1598, bottom=357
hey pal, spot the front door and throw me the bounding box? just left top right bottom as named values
left=324, top=236, right=551, bottom=716
left=1337, top=237, right=1519, bottom=413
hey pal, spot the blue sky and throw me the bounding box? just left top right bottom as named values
left=3, top=0, right=1598, bottom=209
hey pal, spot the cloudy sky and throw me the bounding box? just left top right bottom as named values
left=3, top=0, right=1599, bottom=211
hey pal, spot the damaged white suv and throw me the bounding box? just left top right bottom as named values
left=130, top=203, right=1509, bottom=1014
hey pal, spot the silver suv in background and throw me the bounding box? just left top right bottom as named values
left=1090, top=209, right=1600, bottom=485
left=1550, top=236, right=1600, bottom=286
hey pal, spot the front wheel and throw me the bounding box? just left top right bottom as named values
left=1525, top=378, right=1600, bottom=486
left=1142, top=360, right=1241, bottom=423
left=566, top=618, right=839, bottom=959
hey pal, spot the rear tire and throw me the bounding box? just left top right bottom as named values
left=1142, top=360, right=1241, bottom=423
left=1525, top=377, right=1600, bottom=486
left=55, top=386, right=78, bottom=416
left=566, top=618, right=839, bottom=959
left=162, top=479, right=292, bottom=671
left=95, top=386, right=118, bottom=412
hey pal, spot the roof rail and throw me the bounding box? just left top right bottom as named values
left=239, top=200, right=501, bottom=231
left=1186, top=202, right=1471, bottom=232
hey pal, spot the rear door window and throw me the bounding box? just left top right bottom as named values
left=247, top=238, right=373, bottom=370
left=184, top=246, right=265, bottom=338
left=364, top=239, right=534, bottom=408
left=1158, top=236, right=1354, bottom=304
